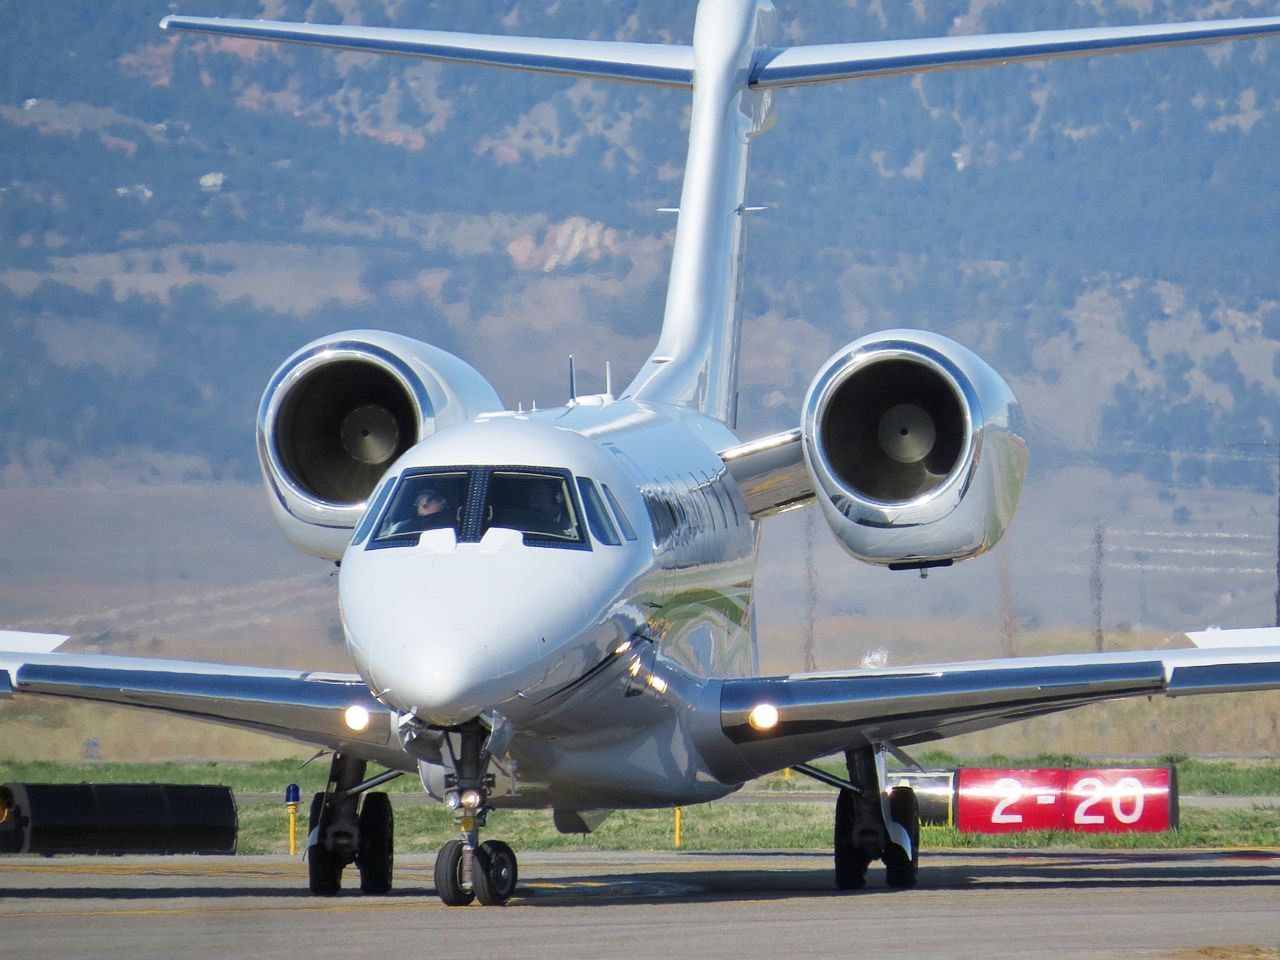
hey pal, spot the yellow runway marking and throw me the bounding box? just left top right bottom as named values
left=1, top=861, right=295, bottom=877
left=0, top=901, right=431, bottom=921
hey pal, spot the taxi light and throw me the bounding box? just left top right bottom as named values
left=648, top=674, right=668, bottom=694
left=460, top=789, right=484, bottom=810
left=344, top=704, right=371, bottom=732
left=748, top=703, right=779, bottom=732
left=614, top=640, right=633, bottom=656
left=445, top=791, right=462, bottom=810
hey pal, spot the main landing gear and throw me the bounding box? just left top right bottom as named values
left=432, top=721, right=519, bottom=906
left=307, top=752, right=400, bottom=896
left=830, top=745, right=920, bottom=891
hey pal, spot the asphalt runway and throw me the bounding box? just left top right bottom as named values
left=2, top=849, right=1278, bottom=960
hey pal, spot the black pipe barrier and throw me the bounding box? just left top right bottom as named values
left=0, top=783, right=237, bottom=855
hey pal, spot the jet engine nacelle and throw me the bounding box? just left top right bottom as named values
left=801, top=330, right=1028, bottom=567
left=258, top=330, right=503, bottom=560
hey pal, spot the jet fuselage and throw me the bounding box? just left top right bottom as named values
left=338, top=398, right=758, bottom=805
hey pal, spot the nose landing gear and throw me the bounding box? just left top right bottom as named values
left=431, top=721, right=520, bottom=906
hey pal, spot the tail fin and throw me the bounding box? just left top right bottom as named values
left=162, top=4, right=1280, bottom=426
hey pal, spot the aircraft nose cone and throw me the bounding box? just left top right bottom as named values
left=340, top=541, right=595, bottom=726
left=384, top=625, right=507, bottom=726
left=342, top=580, right=546, bottom=726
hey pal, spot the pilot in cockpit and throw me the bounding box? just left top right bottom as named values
left=526, top=481, right=574, bottom=539
left=391, top=489, right=450, bottom=534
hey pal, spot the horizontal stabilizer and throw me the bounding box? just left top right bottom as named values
left=160, top=16, right=694, bottom=88
left=0, top=631, right=68, bottom=654
left=1187, top=626, right=1280, bottom=649
left=753, top=17, right=1280, bottom=88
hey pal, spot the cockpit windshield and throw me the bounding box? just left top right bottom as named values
left=370, top=467, right=586, bottom=548
left=483, top=471, right=581, bottom=542
left=374, top=472, right=467, bottom=539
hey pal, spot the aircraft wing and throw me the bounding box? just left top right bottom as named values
left=710, top=636, right=1280, bottom=778
left=0, top=647, right=407, bottom=770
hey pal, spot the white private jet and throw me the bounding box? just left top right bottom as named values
left=4, top=0, right=1280, bottom=906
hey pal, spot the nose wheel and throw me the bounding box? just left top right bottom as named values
left=433, top=837, right=519, bottom=906
left=431, top=722, right=519, bottom=906
left=474, top=840, right=518, bottom=904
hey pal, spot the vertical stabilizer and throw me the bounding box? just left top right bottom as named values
left=622, top=0, right=777, bottom=424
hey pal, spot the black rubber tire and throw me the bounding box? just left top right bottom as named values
left=833, top=789, right=870, bottom=890
left=356, top=793, right=394, bottom=895
left=434, top=839, right=475, bottom=906
left=473, top=839, right=518, bottom=905
left=307, top=792, right=343, bottom=896
left=883, top=786, right=920, bottom=889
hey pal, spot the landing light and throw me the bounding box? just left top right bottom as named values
left=344, top=704, right=371, bottom=732
left=648, top=674, right=668, bottom=694
left=460, top=789, right=484, bottom=810
left=748, top=703, right=779, bottom=732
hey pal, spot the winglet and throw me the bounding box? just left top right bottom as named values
left=1186, top=626, right=1280, bottom=649
left=0, top=631, right=69, bottom=654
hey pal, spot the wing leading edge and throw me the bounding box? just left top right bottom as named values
left=704, top=643, right=1280, bottom=781
left=0, top=650, right=406, bottom=770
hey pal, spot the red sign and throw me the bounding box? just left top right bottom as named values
left=955, top=767, right=1175, bottom=834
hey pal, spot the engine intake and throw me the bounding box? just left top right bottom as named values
left=259, top=330, right=502, bottom=559
left=819, top=357, right=967, bottom=503
left=802, top=330, right=1028, bottom=566
left=274, top=358, right=419, bottom=504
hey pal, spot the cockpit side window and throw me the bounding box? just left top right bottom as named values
left=351, top=476, right=395, bottom=546
left=601, top=483, right=638, bottom=542
left=484, top=471, right=585, bottom=546
left=374, top=471, right=468, bottom=541
left=577, top=477, right=621, bottom=546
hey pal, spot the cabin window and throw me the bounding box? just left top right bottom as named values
left=642, top=492, right=675, bottom=545
left=703, top=472, right=729, bottom=529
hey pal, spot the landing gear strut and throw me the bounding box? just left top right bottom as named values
left=306, top=752, right=399, bottom=896
left=432, top=721, right=519, bottom=906
left=831, top=745, right=920, bottom=890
